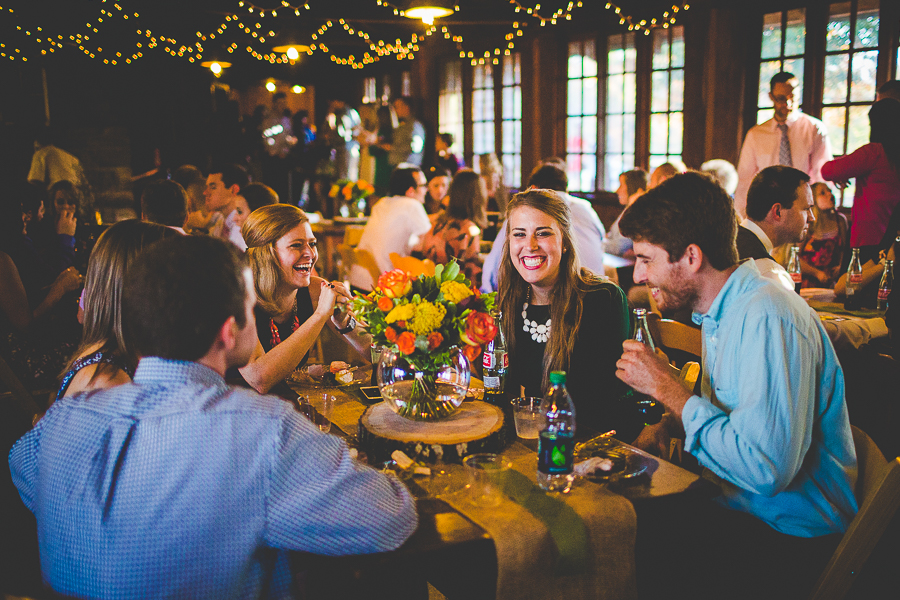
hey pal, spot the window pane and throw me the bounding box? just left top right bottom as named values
left=583, top=116, right=597, bottom=154
left=651, top=72, right=670, bottom=112
left=762, top=12, right=783, bottom=59
left=785, top=9, right=806, bottom=56
left=503, top=121, right=515, bottom=149
left=623, top=114, right=635, bottom=153
left=648, top=154, right=667, bottom=172
left=757, top=108, right=775, bottom=124
left=759, top=61, right=781, bottom=108
left=850, top=50, right=878, bottom=102
left=650, top=113, right=669, bottom=155
left=846, top=105, right=870, bottom=153
left=513, top=87, right=522, bottom=120
left=652, top=30, right=670, bottom=70
left=671, top=29, right=685, bottom=68
left=567, top=117, right=583, bottom=153
left=606, top=114, right=623, bottom=154
left=568, top=44, right=582, bottom=79
left=823, top=54, right=849, bottom=103
left=670, top=70, right=684, bottom=111
left=580, top=156, right=596, bottom=193
left=568, top=79, right=583, bottom=116
left=854, top=0, right=879, bottom=49
left=608, top=41, right=625, bottom=76
left=605, top=155, right=623, bottom=192
left=583, top=78, right=598, bottom=116
left=583, top=40, right=598, bottom=77
left=566, top=154, right=582, bottom=190
left=623, top=73, right=636, bottom=113
left=669, top=113, right=683, bottom=154
left=608, top=74, right=624, bottom=114
left=826, top=3, right=852, bottom=52
left=821, top=106, right=847, bottom=153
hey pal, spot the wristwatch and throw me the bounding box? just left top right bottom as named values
left=336, top=315, right=357, bottom=335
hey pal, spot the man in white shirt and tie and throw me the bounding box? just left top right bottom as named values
left=734, top=72, right=832, bottom=219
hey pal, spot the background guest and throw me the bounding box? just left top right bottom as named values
left=423, top=166, right=450, bottom=214
left=435, top=132, right=462, bottom=175
left=479, top=153, right=509, bottom=215
left=140, top=180, right=189, bottom=234
left=799, top=182, right=848, bottom=288
left=232, top=182, right=279, bottom=233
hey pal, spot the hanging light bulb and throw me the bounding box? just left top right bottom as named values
left=404, top=0, right=454, bottom=25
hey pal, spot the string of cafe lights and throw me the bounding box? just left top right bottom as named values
left=0, top=0, right=690, bottom=68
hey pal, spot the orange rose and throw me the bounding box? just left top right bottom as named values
left=377, top=296, right=394, bottom=312
left=384, top=326, right=398, bottom=342
left=463, top=343, right=481, bottom=363
left=377, top=269, right=412, bottom=299
left=397, top=331, right=417, bottom=355
left=426, top=332, right=443, bottom=351
left=461, top=311, right=497, bottom=346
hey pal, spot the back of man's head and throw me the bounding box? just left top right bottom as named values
left=141, top=180, right=188, bottom=228
left=746, top=165, right=810, bottom=222
left=619, top=172, right=738, bottom=271
left=210, top=163, right=250, bottom=191
left=877, top=80, right=900, bottom=101
left=389, top=165, right=423, bottom=197
left=621, top=168, right=649, bottom=196
left=527, top=164, right=568, bottom=192
left=650, top=161, right=686, bottom=188
left=124, top=236, right=247, bottom=361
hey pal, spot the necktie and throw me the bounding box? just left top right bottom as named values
left=777, top=123, right=793, bottom=167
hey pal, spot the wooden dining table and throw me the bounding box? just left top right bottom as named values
left=287, top=367, right=719, bottom=600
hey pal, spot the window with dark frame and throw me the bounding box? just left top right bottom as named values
left=501, top=52, right=522, bottom=190
left=439, top=60, right=465, bottom=158
left=603, top=33, right=637, bottom=192
left=566, top=39, right=599, bottom=193
left=648, top=26, right=685, bottom=172
left=757, top=9, right=807, bottom=125
left=472, top=63, right=496, bottom=162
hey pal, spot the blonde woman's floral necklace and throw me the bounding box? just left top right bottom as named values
left=522, top=287, right=551, bottom=343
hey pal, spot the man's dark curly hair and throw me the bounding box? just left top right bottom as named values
left=619, top=172, right=739, bottom=270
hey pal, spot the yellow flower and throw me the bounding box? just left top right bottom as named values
left=409, top=301, right=447, bottom=335
left=385, top=303, right=416, bottom=324
left=440, top=281, right=472, bottom=304
left=329, top=184, right=340, bottom=197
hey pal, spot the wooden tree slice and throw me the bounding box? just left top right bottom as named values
left=358, top=401, right=509, bottom=465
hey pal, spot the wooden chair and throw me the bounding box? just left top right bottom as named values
left=337, top=244, right=382, bottom=287
left=808, top=426, right=900, bottom=600
left=389, top=253, right=435, bottom=277
left=646, top=313, right=702, bottom=358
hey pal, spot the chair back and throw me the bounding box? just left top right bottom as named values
left=647, top=314, right=702, bottom=358
left=389, top=253, right=435, bottom=277
left=808, top=426, right=900, bottom=600
left=337, top=244, right=382, bottom=286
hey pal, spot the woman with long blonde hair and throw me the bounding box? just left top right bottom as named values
left=56, top=220, right=178, bottom=401
left=497, top=190, right=638, bottom=439
left=239, top=204, right=369, bottom=395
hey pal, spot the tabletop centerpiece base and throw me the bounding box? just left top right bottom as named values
left=358, top=401, right=507, bottom=464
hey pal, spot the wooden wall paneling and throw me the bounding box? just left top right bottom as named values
left=740, top=8, right=766, bottom=142
left=520, top=34, right=538, bottom=184
left=683, top=4, right=709, bottom=170
left=876, top=0, right=899, bottom=86
left=634, top=33, right=652, bottom=172
left=804, top=2, right=828, bottom=118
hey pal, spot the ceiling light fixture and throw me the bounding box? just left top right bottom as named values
left=404, top=0, right=455, bottom=25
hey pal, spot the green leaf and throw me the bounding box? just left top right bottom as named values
left=434, top=263, right=444, bottom=280
left=444, top=260, right=460, bottom=282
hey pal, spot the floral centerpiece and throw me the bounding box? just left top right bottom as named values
left=329, top=179, right=375, bottom=218
left=351, top=260, right=498, bottom=420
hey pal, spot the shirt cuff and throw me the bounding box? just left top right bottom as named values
left=58, top=233, right=76, bottom=249
left=681, top=394, right=725, bottom=454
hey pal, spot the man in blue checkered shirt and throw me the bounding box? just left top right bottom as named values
left=9, top=236, right=417, bottom=598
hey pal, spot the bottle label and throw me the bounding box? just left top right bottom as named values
left=849, top=274, right=863, bottom=284
left=538, top=431, right=574, bottom=475
left=482, top=351, right=508, bottom=369
left=878, top=289, right=890, bottom=300
left=790, top=272, right=801, bottom=283
left=484, top=376, right=501, bottom=390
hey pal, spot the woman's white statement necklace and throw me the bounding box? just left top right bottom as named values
left=522, top=289, right=551, bottom=343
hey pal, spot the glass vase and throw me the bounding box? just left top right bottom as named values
left=377, top=348, right=471, bottom=421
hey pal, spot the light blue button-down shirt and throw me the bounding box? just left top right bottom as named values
left=683, top=260, right=858, bottom=537
left=9, top=358, right=417, bottom=599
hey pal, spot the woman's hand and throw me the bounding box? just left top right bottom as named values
left=314, top=280, right=339, bottom=317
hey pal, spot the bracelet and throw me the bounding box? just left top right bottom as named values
left=336, top=315, right=357, bottom=335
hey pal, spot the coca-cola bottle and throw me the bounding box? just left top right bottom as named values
left=845, top=248, right=863, bottom=311
left=787, top=244, right=802, bottom=293
left=482, top=310, right=508, bottom=408
left=877, top=259, right=893, bottom=312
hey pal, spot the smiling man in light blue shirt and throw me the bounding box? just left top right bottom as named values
left=615, top=172, right=857, bottom=598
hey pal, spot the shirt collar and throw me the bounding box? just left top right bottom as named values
left=740, top=218, right=774, bottom=254
left=692, top=260, right=760, bottom=326
left=133, top=357, right=227, bottom=389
